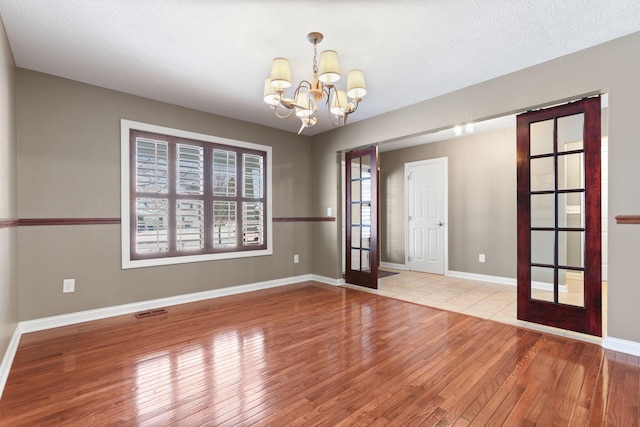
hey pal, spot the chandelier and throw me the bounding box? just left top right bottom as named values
left=263, top=32, right=367, bottom=134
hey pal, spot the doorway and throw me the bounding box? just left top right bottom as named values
left=405, top=157, right=448, bottom=274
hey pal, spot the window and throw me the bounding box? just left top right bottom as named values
left=121, top=120, right=272, bottom=268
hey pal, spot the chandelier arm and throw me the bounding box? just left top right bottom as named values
left=273, top=106, right=294, bottom=119
left=327, top=107, right=342, bottom=126
left=277, top=91, right=295, bottom=110
left=348, top=99, right=360, bottom=114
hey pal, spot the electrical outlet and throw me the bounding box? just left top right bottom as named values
left=294, top=254, right=300, bottom=264
left=479, top=254, right=486, bottom=263
left=63, top=279, right=75, bottom=293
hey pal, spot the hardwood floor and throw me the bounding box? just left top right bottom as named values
left=0, top=282, right=637, bottom=426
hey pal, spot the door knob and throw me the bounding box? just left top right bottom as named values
left=437, top=221, right=444, bottom=227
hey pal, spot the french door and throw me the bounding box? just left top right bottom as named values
left=345, top=146, right=379, bottom=289
left=516, top=97, right=602, bottom=336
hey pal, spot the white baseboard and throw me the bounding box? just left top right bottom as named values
left=310, top=274, right=343, bottom=286
left=602, top=336, right=640, bottom=356
left=20, top=274, right=315, bottom=334
left=0, top=325, right=22, bottom=399
left=446, top=270, right=568, bottom=293
left=1, top=273, right=343, bottom=399
left=447, top=270, right=516, bottom=286
left=380, top=262, right=407, bottom=270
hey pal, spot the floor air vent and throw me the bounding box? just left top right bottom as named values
left=135, top=308, right=167, bottom=319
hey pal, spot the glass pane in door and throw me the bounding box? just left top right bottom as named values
left=530, top=119, right=554, bottom=156
left=531, top=193, right=555, bottom=228
left=531, top=231, right=554, bottom=265
left=531, top=266, right=554, bottom=302
left=530, top=157, right=555, bottom=192
left=558, top=269, right=585, bottom=307
left=558, top=114, right=584, bottom=152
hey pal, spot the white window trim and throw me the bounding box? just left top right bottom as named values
left=120, top=119, right=273, bottom=269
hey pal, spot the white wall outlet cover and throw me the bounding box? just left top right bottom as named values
left=63, top=279, right=75, bottom=293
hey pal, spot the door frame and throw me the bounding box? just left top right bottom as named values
left=404, top=157, right=449, bottom=274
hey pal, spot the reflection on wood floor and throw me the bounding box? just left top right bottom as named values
left=0, top=281, right=629, bottom=425
left=364, top=269, right=607, bottom=344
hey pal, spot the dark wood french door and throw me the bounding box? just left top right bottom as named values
left=345, top=146, right=379, bottom=289
left=517, top=97, right=602, bottom=336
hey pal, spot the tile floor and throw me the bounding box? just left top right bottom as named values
left=344, top=269, right=607, bottom=345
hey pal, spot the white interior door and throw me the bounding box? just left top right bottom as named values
left=405, top=158, right=447, bottom=274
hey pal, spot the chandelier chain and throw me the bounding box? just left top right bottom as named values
left=313, top=42, right=319, bottom=74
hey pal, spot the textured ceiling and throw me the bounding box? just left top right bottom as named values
left=1, top=1, right=639, bottom=136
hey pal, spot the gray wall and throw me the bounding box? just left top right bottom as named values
left=17, top=70, right=313, bottom=320
left=0, top=18, right=18, bottom=360
left=311, top=31, right=640, bottom=344
left=380, top=127, right=516, bottom=277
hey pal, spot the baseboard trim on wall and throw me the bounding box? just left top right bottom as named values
left=380, top=262, right=407, bottom=270
left=310, top=275, right=343, bottom=286
left=602, top=336, right=640, bottom=356
left=446, top=270, right=569, bottom=293
left=19, top=274, right=323, bottom=334
left=0, top=325, right=22, bottom=399
left=447, top=270, right=516, bottom=286
left=0, top=273, right=342, bottom=399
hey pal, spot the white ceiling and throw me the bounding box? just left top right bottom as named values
left=1, top=1, right=639, bottom=136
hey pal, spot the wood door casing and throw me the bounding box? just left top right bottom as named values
left=516, top=97, right=602, bottom=336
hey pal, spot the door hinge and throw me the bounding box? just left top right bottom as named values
left=407, top=256, right=412, bottom=262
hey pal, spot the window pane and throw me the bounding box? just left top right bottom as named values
left=558, top=231, right=584, bottom=269
left=213, top=201, right=237, bottom=248
left=176, top=200, right=204, bottom=250
left=242, top=202, right=263, bottom=246
left=530, top=119, right=554, bottom=156
left=558, top=192, right=584, bottom=228
left=213, top=149, right=237, bottom=197
left=136, top=198, right=168, bottom=253
left=177, top=144, right=203, bottom=195
left=530, top=157, right=554, bottom=192
left=558, top=114, right=584, bottom=152
left=531, top=266, right=554, bottom=302
left=558, top=152, right=583, bottom=191
left=136, top=138, right=168, bottom=193
left=531, top=193, right=555, bottom=228
left=531, top=230, right=554, bottom=265
left=243, top=154, right=264, bottom=198
left=558, top=270, right=584, bottom=307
